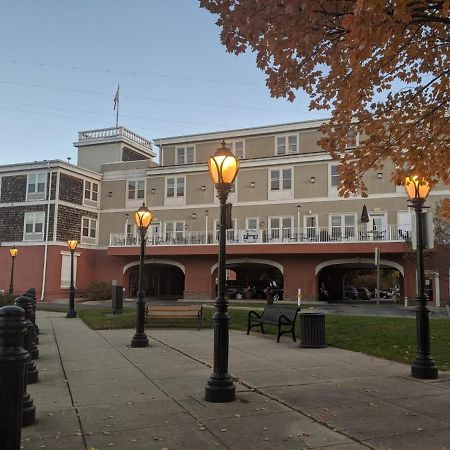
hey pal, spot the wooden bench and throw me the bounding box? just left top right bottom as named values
left=247, top=306, right=299, bottom=342
left=145, top=305, right=203, bottom=329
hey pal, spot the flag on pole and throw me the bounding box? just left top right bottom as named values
left=113, top=84, right=120, bottom=110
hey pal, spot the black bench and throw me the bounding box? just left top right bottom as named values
left=247, top=306, right=300, bottom=342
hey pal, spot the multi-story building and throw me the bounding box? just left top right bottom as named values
left=1, top=121, right=448, bottom=304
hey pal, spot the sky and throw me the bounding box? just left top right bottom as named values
left=0, top=0, right=329, bottom=165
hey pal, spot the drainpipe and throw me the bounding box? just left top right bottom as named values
left=40, top=162, right=52, bottom=301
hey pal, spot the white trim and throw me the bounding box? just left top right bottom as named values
left=126, top=178, right=146, bottom=207
left=83, top=179, right=100, bottom=207
left=229, top=139, right=245, bottom=159
left=164, top=175, right=186, bottom=206
left=26, top=171, right=47, bottom=202
left=23, top=211, right=45, bottom=242
left=123, top=258, right=186, bottom=274
left=268, top=166, right=293, bottom=200
left=175, top=144, right=196, bottom=165
left=154, top=118, right=329, bottom=146
left=210, top=258, right=284, bottom=275
left=245, top=217, right=259, bottom=229
left=274, top=133, right=299, bottom=156
left=80, top=216, right=98, bottom=245
left=328, top=163, right=339, bottom=197
left=315, top=258, right=404, bottom=276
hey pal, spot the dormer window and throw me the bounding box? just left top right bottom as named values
left=176, top=146, right=195, bottom=164
left=346, top=128, right=358, bottom=149
left=276, top=135, right=298, bottom=155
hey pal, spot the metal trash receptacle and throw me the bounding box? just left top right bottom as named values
left=299, top=312, right=326, bottom=348
left=112, top=285, right=123, bottom=315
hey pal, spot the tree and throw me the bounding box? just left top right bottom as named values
left=200, top=0, right=450, bottom=217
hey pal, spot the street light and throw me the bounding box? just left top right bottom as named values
left=404, top=175, right=438, bottom=379
left=66, top=240, right=78, bottom=318
left=205, top=140, right=239, bottom=403
left=9, top=245, right=18, bottom=294
left=131, top=203, right=153, bottom=348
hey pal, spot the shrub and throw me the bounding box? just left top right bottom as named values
left=86, top=281, right=112, bottom=302
left=0, top=291, right=15, bottom=307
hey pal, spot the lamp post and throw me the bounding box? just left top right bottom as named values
left=205, top=140, right=239, bottom=403
left=8, top=246, right=18, bottom=295
left=66, top=240, right=78, bottom=318
left=404, top=175, right=438, bottom=379
left=131, top=203, right=153, bottom=348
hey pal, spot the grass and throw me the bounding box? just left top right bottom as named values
left=38, top=304, right=450, bottom=371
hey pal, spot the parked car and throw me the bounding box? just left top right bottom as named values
left=368, top=288, right=394, bottom=299
left=252, top=280, right=284, bottom=301
left=343, top=286, right=359, bottom=300
left=217, top=280, right=247, bottom=300
left=356, top=287, right=371, bottom=300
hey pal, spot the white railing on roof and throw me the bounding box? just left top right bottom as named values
left=78, top=127, right=152, bottom=150
left=109, top=224, right=410, bottom=247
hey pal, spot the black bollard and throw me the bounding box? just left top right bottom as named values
left=0, top=306, right=29, bottom=449
left=23, top=292, right=39, bottom=355
left=15, top=297, right=38, bottom=384
left=24, top=289, right=39, bottom=337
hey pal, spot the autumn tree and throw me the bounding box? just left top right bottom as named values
left=200, top=0, right=450, bottom=215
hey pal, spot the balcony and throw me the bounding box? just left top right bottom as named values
left=109, top=225, right=410, bottom=247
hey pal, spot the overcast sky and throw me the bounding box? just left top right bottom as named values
left=0, top=1, right=328, bottom=165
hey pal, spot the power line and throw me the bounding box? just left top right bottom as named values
left=0, top=100, right=235, bottom=128
left=0, top=80, right=312, bottom=114
left=0, top=59, right=262, bottom=87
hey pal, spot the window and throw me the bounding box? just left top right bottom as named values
left=246, top=218, right=259, bottom=230
left=269, top=217, right=292, bottom=240
left=330, top=214, right=356, bottom=239
left=27, top=172, right=47, bottom=200
left=231, top=140, right=244, bottom=159
left=346, top=128, right=358, bottom=148
left=128, top=180, right=145, bottom=200
left=270, top=169, right=292, bottom=191
left=276, top=135, right=298, bottom=155
left=81, top=217, right=97, bottom=244
left=176, top=146, right=195, bottom=164
left=304, top=215, right=319, bottom=240
left=330, top=165, right=339, bottom=187
left=61, top=252, right=78, bottom=288
left=24, top=211, right=45, bottom=241
left=84, top=180, right=98, bottom=203
left=165, top=221, right=185, bottom=242
left=166, top=177, right=185, bottom=198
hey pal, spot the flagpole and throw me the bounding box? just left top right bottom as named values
left=114, top=83, right=120, bottom=129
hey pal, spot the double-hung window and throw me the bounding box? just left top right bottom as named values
left=27, top=172, right=47, bottom=201
left=84, top=180, right=99, bottom=205
left=176, top=146, right=195, bottom=165
left=23, top=211, right=45, bottom=241
left=270, top=168, right=292, bottom=191
left=81, top=217, right=97, bottom=244
left=346, top=128, right=358, bottom=149
left=231, top=140, right=244, bottom=159
left=166, top=177, right=185, bottom=197
left=276, top=135, right=298, bottom=155
left=128, top=180, right=145, bottom=201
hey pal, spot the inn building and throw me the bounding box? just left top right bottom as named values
left=0, top=121, right=448, bottom=304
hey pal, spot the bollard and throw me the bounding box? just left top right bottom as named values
left=15, top=297, right=38, bottom=384
left=23, top=291, right=39, bottom=354
left=0, top=306, right=29, bottom=449
left=24, top=289, right=39, bottom=337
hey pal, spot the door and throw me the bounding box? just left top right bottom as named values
left=371, top=213, right=387, bottom=240
left=148, top=223, right=160, bottom=244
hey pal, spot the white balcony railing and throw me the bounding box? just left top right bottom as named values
left=109, top=224, right=411, bottom=247
left=78, top=126, right=153, bottom=150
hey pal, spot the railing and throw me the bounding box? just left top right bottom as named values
left=109, top=225, right=411, bottom=247
left=78, top=127, right=153, bottom=150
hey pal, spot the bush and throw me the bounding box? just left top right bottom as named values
left=0, top=291, right=15, bottom=307
left=86, top=281, right=112, bottom=302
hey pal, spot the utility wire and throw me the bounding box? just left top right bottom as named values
left=0, top=80, right=312, bottom=114
left=0, top=59, right=262, bottom=87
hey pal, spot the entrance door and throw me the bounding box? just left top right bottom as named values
left=148, top=223, right=160, bottom=244
left=371, top=213, right=387, bottom=240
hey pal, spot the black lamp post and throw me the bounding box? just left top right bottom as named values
left=8, top=246, right=18, bottom=295
left=66, top=240, right=78, bottom=318
left=205, top=140, right=239, bottom=403
left=131, top=203, right=153, bottom=348
left=404, top=175, right=438, bottom=379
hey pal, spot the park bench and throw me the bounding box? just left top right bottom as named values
left=247, top=306, right=299, bottom=343
left=145, top=305, right=203, bottom=329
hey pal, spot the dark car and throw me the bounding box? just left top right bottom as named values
left=223, top=280, right=247, bottom=300
left=252, top=280, right=283, bottom=301
left=343, top=286, right=359, bottom=300
left=356, top=287, right=371, bottom=300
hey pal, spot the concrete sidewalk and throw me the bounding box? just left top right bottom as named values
left=23, top=312, right=450, bottom=450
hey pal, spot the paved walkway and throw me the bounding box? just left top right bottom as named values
left=22, top=311, right=450, bottom=449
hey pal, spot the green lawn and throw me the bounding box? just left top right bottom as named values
left=40, top=304, right=450, bottom=371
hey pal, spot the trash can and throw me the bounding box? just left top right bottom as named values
left=299, top=312, right=326, bottom=348
left=112, top=285, right=123, bottom=315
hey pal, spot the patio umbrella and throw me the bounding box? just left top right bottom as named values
left=360, top=205, right=370, bottom=223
